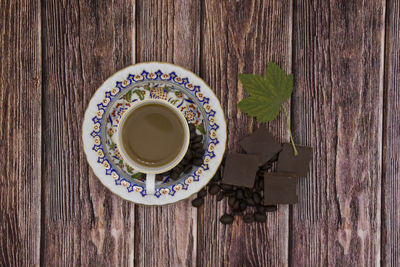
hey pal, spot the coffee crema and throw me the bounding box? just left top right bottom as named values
left=120, top=103, right=185, bottom=167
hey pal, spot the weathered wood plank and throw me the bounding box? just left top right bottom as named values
left=0, top=0, right=42, bottom=266
left=134, top=0, right=201, bottom=266
left=199, top=0, right=292, bottom=266
left=291, top=0, right=385, bottom=266
left=382, top=0, right=400, bottom=265
left=41, top=0, right=135, bottom=266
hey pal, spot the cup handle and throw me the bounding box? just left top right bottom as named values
left=146, top=173, right=155, bottom=195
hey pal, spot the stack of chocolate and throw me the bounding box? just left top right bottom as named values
left=192, top=126, right=312, bottom=225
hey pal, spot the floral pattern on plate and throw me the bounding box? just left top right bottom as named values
left=83, top=62, right=226, bottom=205
left=90, top=69, right=220, bottom=198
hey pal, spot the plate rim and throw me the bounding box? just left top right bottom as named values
left=82, top=62, right=227, bottom=205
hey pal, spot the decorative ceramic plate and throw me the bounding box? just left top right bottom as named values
left=82, top=62, right=227, bottom=205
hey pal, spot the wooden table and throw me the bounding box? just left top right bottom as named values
left=1, top=0, right=399, bottom=266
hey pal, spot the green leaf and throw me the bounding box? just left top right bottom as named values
left=143, top=84, right=151, bottom=91
left=125, top=90, right=133, bottom=102
left=131, top=172, right=144, bottom=179
left=237, top=62, right=293, bottom=123
left=238, top=74, right=273, bottom=98
left=109, top=142, right=115, bottom=150
left=264, top=62, right=293, bottom=100
left=196, top=124, right=206, bottom=135
left=133, top=90, right=144, bottom=100
left=164, top=86, right=170, bottom=92
left=126, top=165, right=133, bottom=173
left=238, top=97, right=281, bottom=122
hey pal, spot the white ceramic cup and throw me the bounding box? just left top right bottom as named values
left=116, top=99, right=190, bottom=194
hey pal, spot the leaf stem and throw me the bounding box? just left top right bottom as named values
left=282, top=106, right=298, bottom=156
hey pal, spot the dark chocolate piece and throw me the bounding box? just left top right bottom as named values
left=239, top=126, right=282, bottom=165
left=277, top=143, right=313, bottom=177
left=221, top=153, right=259, bottom=188
left=264, top=172, right=298, bottom=205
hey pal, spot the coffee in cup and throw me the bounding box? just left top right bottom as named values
left=117, top=99, right=190, bottom=194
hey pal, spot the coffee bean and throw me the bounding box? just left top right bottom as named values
left=190, top=131, right=196, bottom=140
left=174, top=169, right=183, bottom=177
left=221, top=184, right=233, bottom=190
left=239, top=201, right=247, bottom=211
left=265, top=205, right=278, bottom=212
left=189, top=123, right=196, bottom=133
left=244, top=188, right=252, bottom=199
left=170, top=171, right=180, bottom=180
left=198, top=188, right=207, bottom=198
left=235, top=189, right=244, bottom=199
left=233, top=200, right=240, bottom=210
left=253, top=192, right=261, bottom=204
left=160, top=171, right=170, bottom=177
left=176, top=164, right=184, bottom=171
left=192, top=143, right=203, bottom=150
left=193, top=158, right=203, bottom=166
left=192, top=197, right=204, bottom=207
left=181, top=158, right=190, bottom=165
left=232, top=209, right=242, bottom=216
left=195, top=149, right=205, bottom=158
left=243, top=214, right=254, bottom=223
left=184, top=149, right=193, bottom=160
left=254, top=212, right=267, bottom=222
left=224, top=190, right=235, bottom=197
left=192, top=135, right=202, bottom=144
left=183, top=164, right=192, bottom=174
left=246, top=198, right=255, bottom=206
left=208, top=184, right=220, bottom=195
left=228, top=196, right=236, bottom=207
left=220, top=214, right=234, bottom=225
left=216, top=192, right=224, bottom=201
left=211, top=170, right=221, bottom=182
left=256, top=205, right=266, bottom=213
left=257, top=179, right=264, bottom=191
left=254, top=180, right=262, bottom=192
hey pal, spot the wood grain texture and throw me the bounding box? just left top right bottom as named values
left=3, top=0, right=400, bottom=266
left=291, top=0, right=385, bottom=266
left=0, top=0, right=42, bottom=266
left=198, top=0, right=292, bottom=266
left=382, top=0, right=400, bottom=265
left=134, top=0, right=200, bottom=266
left=41, top=0, right=135, bottom=266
